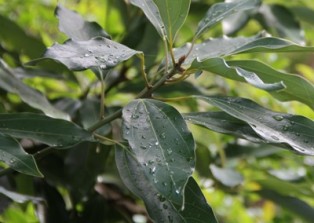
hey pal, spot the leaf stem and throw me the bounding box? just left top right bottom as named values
left=137, top=53, right=152, bottom=89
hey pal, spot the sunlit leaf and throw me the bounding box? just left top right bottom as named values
left=116, top=147, right=217, bottom=222
left=195, top=0, right=261, bottom=38
left=0, top=134, right=42, bottom=177
left=257, top=4, right=304, bottom=45
left=153, top=0, right=191, bottom=44
left=33, top=37, right=141, bottom=71
left=0, top=60, right=69, bottom=120
left=122, top=99, right=195, bottom=206
left=184, top=111, right=264, bottom=143
left=189, top=57, right=285, bottom=91
left=210, top=164, right=243, bottom=187
left=0, top=113, right=93, bottom=147
left=55, top=4, right=110, bottom=41
left=129, top=0, right=167, bottom=39
left=222, top=8, right=251, bottom=35
left=0, top=186, right=44, bottom=203
left=196, top=96, right=314, bottom=155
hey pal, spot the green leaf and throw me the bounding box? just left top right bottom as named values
left=153, top=0, right=191, bottom=44
left=173, top=33, right=314, bottom=65
left=0, top=14, right=46, bottom=58
left=122, top=99, right=195, bottom=206
left=222, top=8, right=251, bottom=35
left=0, top=186, right=44, bottom=203
left=290, top=6, right=314, bottom=25
left=257, top=189, right=314, bottom=223
left=173, top=33, right=263, bottom=65
left=257, top=4, right=304, bottom=45
left=210, top=164, right=243, bottom=187
left=0, top=60, right=69, bottom=120
left=38, top=37, right=140, bottom=71
left=116, top=147, right=217, bottom=222
left=0, top=134, right=42, bottom=177
left=196, top=96, right=314, bottom=155
left=184, top=111, right=264, bottom=143
left=188, top=58, right=314, bottom=109
left=129, top=0, right=167, bottom=39
left=195, top=0, right=261, bottom=38
left=55, top=4, right=110, bottom=41
left=228, top=60, right=314, bottom=109
left=0, top=113, right=93, bottom=147
left=189, top=58, right=285, bottom=92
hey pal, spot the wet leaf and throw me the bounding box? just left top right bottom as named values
left=195, top=0, right=261, bottom=38
left=33, top=37, right=140, bottom=71
left=184, top=111, right=264, bottom=143
left=189, top=57, right=285, bottom=92
left=116, top=147, right=217, bottom=222
left=122, top=99, right=195, bottom=206
left=0, top=113, right=93, bottom=147
left=55, top=4, right=110, bottom=41
left=196, top=96, right=314, bottom=155
left=0, top=134, right=43, bottom=177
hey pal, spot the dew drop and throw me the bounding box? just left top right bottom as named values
left=131, top=114, right=139, bottom=119
left=9, top=159, right=15, bottom=164
left=84, top=53, right=90, bottom=57
left=273, top=115, right=284, bottom=121
left=175, top=189, right=180, bottom=194
left=167, top=148, right=173, bottom=155
left=150, top=166, right=156, bottom=174
left=162, top=182, right=168, bottom=187
left=295, top=132, right=300, bottom=137
left=155, top=141, right=159, bottom=146
left=100, top=64, right=107, bottom=70
left=271, top=135, right=279, bottom=141
left=163, top=204, right=168, bottom=209
left=282, top=125, right=289, bottom=131
left=140, top=146, right=147, bottom=150
left=160, top=132, right=166, bottom=139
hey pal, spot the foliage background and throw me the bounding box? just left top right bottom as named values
left=0, top=0, right=314, bottom=222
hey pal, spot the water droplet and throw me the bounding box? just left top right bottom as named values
left=273, top=115, right=284, bottom=121
left=290, top=121, right=295, bottom=125
left=170, top=158, right=175, bottom=163
left=155, top=141, right=159, bottom=146
left=162, top=182, right=167, bottom=187
left=149, top=166, right=156, bottom=174
left=131, top=114, right=139, bottom=119
left=100, top=64, right=107, bottom=69
left=295, top=132, right=300, bottom=136
left=141, top=135, right=146, bottom=139
left=175, top=189, right=180, bottom=194
left=304, top=140, right=309, bottom=144
left=167, top=148, right=173, bottom=155
left=160, top=133, right=166, bottom=139
left=163, top=204, right=168, bottom=209
left=9, top=159, right=15, bottom=164
left=271, top=135, right=279, bottom=141
left=153, top=178, right=158, bottom=184
left=157, top=194, right=166, bottom=202
left=84, top=53, right=90, bottom=57
left=282, top=125, right=289, bottom=131
left=148, top=160, right=154, bottom=165
left=140, top=146, right=147, bottom=150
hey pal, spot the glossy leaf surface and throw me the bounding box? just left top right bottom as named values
left=174, top=34, right=314, bottom=65
left=116, top=147, right=217, bottom=222
left=196, top=96, right=314, bottom=155
left=189, top=57, right=285, bottom=91
left=228, top=60, right=314, bottom=109
left=129, top=0, right=167, bottom=39
left=122, top=99, right=195, bottom=205
left=0, top=60, right=69, bottom=120
left=195, top=0, right=261, bottom=38
left=55, top=5, right=110, bottom=41
left=189, top=58, right=314, bottom=109
left=0, top=113, right=93, bottom=147
left=0, top=134, right=42, bottom=177
left=153, top=0, right=191, bottom=44
left=184, top=111, right=264, bottom=143
left=40, top=37, right=140, bottom=71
